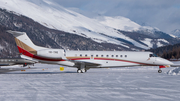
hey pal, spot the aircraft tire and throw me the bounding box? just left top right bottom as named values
left=158, top=70, right=162, bottom=73
left=77, top=69, right=82, bottom=73
left=81, top=69, right=86, bottom=73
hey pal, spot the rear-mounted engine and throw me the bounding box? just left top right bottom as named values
left=37, top=49, right=64, bottom=59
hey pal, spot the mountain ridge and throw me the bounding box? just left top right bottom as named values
left=0, top=0, right=180, bottom=58
left=171, top=29, right=180, bottom=38
left=0, top=0, right=178, bottom=50
left=0, top=8, right=133, bottom=57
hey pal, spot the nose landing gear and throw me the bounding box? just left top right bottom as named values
left=158, top=66, right=166, bottom=73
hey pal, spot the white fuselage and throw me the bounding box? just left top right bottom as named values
left=64, top=51, right=172, bottom=68
left=30, top=50, right=172, bottom=68
left=24, top=50, right=172, bottom=68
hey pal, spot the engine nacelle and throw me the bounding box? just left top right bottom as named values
left=37, top=49, right=65, bottom=59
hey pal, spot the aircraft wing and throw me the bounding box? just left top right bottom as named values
left=68, top=60, right=101, bottom=68
left=171, top=64, right=180, bottom=67
left=0, top=67, right=35, bottom=73
left=0, top=63, right=15, bottom=66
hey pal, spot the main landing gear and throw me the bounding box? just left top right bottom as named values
left=77, top=68, right=87, bottom=73
left=77, top=63, right=87, bottom=73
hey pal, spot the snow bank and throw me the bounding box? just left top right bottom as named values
left=167, top=67, right=180, bottom=75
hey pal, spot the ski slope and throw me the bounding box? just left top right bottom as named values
left=95, top=16, right=141, bottom=31
left=0, top=63, right=180, bottom=101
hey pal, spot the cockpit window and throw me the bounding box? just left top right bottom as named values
left=149, top=54, right=158, bottom=57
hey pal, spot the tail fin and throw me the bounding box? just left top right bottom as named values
left=7, top=30, right=46, bottom=55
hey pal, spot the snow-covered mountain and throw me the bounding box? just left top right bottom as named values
left=95, top=16, right=141, bottom=31
left=171, top=29, right=180, bottom=38
left=0, top=0, right=179, bottom=50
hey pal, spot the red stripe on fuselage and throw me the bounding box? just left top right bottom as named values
left=69, top=57, right=154, bottom=66
left=94, top=58, right=147, bottom=65
left=17, top=46, right=65, bottom=61
left=68, top=58, right=90, bottom=60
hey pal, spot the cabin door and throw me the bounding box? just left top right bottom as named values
left=90, top=54, right=94, bottom=60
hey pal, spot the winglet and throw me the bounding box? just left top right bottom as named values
left=7, top=30, right=26, bottom=37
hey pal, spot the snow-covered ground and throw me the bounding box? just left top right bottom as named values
left=0, top=63, right=180, bottom=101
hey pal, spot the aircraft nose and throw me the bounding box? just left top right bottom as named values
left=156, top=58, right=174, bottom=65
left=164, top=59, right=174, bottom=65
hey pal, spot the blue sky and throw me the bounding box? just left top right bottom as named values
left=51, top=0, right=180, bottom=33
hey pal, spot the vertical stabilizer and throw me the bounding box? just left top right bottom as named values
left=7, top=30, right=46, bottom=55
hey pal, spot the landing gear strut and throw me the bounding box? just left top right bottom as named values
left=158, top=66, right=166, bottom=73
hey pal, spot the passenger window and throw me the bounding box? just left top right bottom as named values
left=80, top=54, right=82, bottom=57
left=116, top=55, right=118, bottom=57
left=101, top=55, right=103, bottom=57
left=96, top=55, right=98, bottom=57
left=107, top=55, right=109, bottom=57
left=85, top=54, right=87, bottom=57
left=54, top=51, right=58, bottom=54
left=120, top=55, right=123, bottom=57
left=91, top=55, right=93, bottom=57
left=112, top=55, right=114, bottom=57
left=125, top=55, right=127, bottom=57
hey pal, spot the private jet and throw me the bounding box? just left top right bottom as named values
left=0, top=58, right=35, bottom=67
left=0, top=58, right=35, bottom=73
left=7, top=30, right=174, bottom=73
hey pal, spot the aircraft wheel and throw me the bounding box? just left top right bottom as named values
left=158, top=70, right=162, bottom=73
left=77, top=69, right=81, bottom=73
left=81, top=69, right=86, bottom=73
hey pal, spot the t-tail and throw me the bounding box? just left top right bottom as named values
left=7, top=30, right=65, bottom=62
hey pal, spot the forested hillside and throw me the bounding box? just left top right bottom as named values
left=149, top=43, right=180, bottom=59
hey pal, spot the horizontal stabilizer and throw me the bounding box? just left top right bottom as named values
left=7, top=30, right=25, bottom=37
